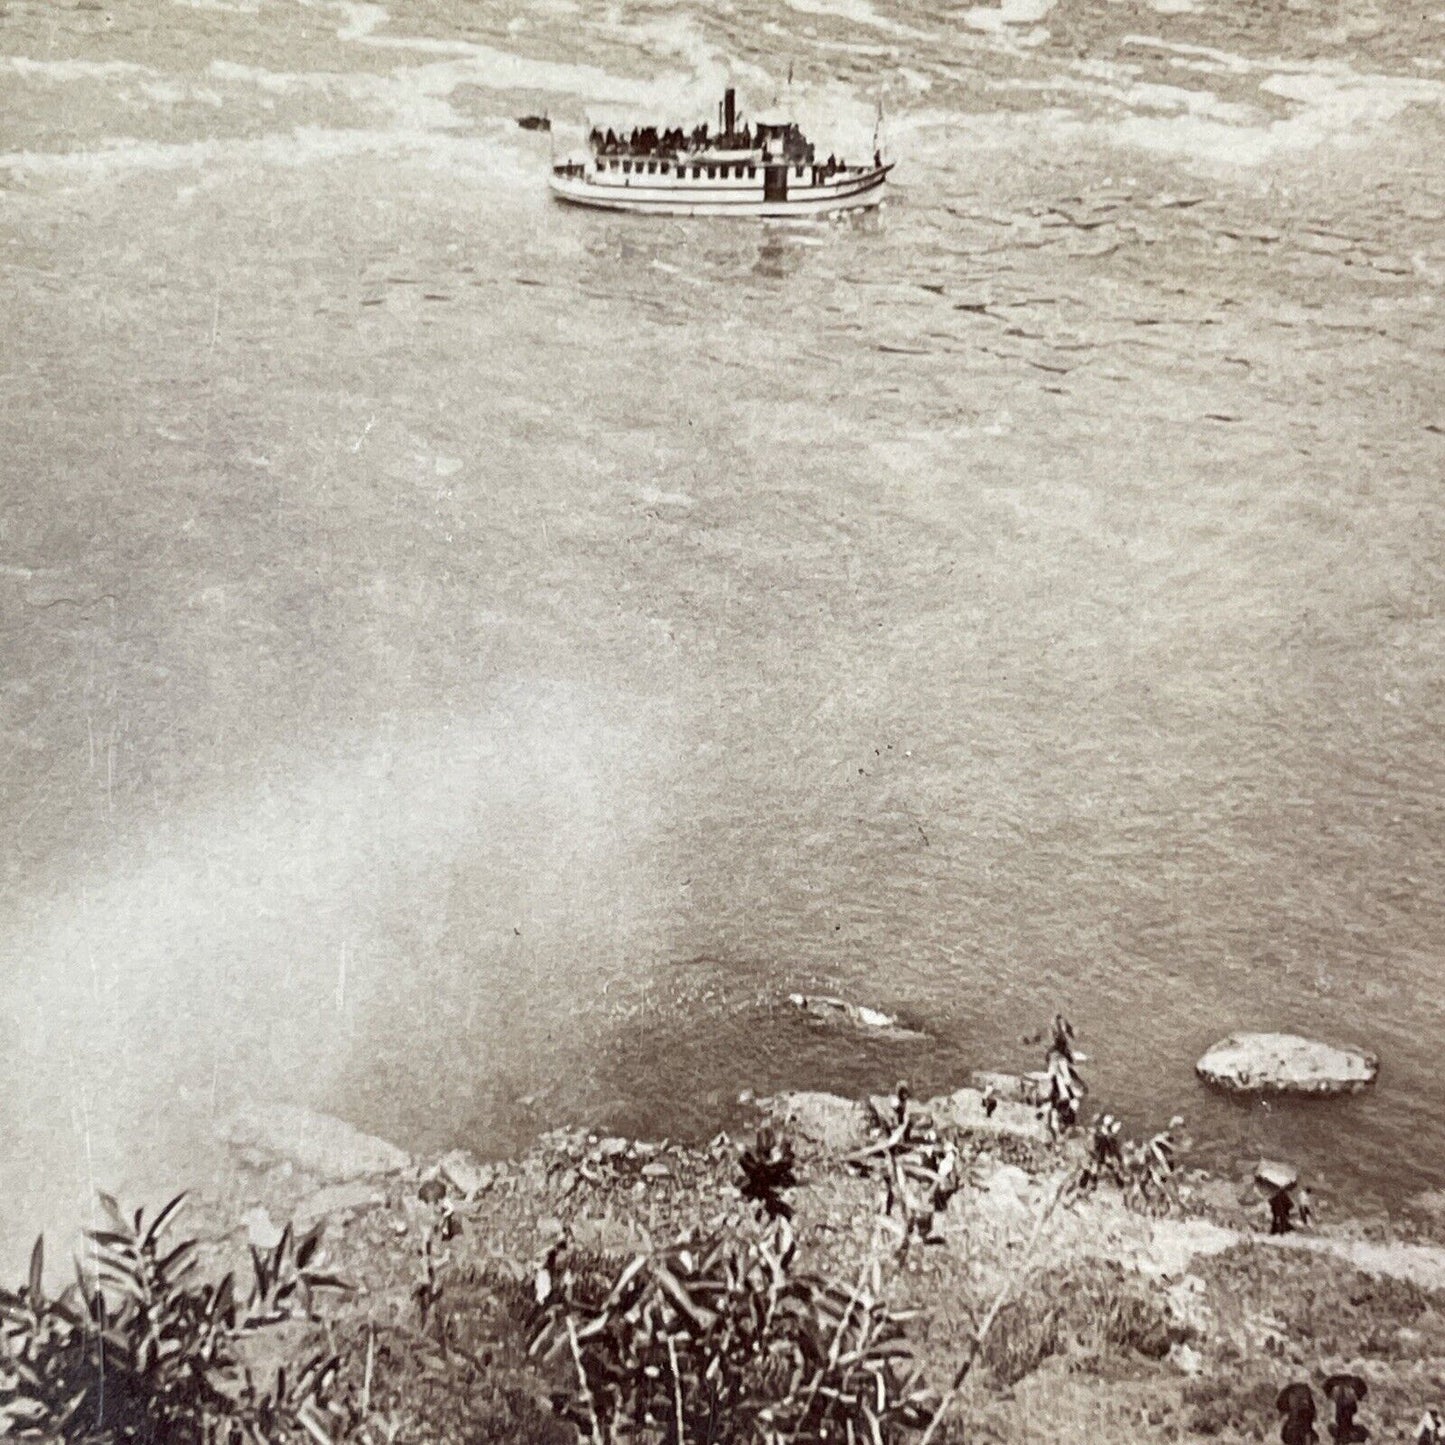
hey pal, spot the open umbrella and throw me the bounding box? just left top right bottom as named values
left=1256, top=1159, right=1301, bottom=1194
left=1277, top=1382, right=1317, bottom=1417
left=1323, top=1374, right=1367, bottom=1403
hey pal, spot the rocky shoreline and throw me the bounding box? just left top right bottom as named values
left=157, top=1064, right=1445, bottom=1444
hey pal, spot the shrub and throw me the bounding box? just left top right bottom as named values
left=0, top=1193, right=352, bottom=1443
left=531, top=1216, right=937, bottom=1443
left=1181, top=1371, right=1278, bottom=1437
left=336, top=1289, right=572, bottom=1445
left=1198, top=1242, right=1445, bottom=1359
left=981, top=1261, right=1186, bottom=1387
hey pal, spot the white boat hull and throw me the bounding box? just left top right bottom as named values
left=549, top=164, right=890, bottom=218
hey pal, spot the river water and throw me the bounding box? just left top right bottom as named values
left=2, top=0, right=1444, bottom=1271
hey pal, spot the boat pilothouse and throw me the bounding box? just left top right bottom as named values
left=550, top=88, right=891, bottom=217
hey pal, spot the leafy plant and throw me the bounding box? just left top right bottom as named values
left=531, top=1216, right=936, bottom=1444
left=736, top=1130, right=799, bottom=1222
left=0, top=1192, right=353, bottom=1444
left=0, top=1235, right=97, bottom=1437
left=248, top=1220, right=352, bottom=1326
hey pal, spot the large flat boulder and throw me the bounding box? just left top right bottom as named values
left=220, top=1104, right=412, bottom=1180
left=293, top=1180, right=387, bottom=1229
left=1196, top=1033, right=1377, bottom=1095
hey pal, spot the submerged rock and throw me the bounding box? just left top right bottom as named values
left=786, top=994, right=926, bottom=1039
left=1196, top=1033, right=1378, bottom=1095
left=220, top=1104, right=412, bottom=1181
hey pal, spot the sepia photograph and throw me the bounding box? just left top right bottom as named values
left=2, top=0, right=1443, bottom=1437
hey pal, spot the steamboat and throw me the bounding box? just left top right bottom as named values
left=549, top=88, right=891, bottom=218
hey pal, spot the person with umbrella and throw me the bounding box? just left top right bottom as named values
left=1323, top=1373, right=1368, bottom=1444
left=1270, top=1187, right=1299, bottom=1234
left=1278, top=1382, right=1319, bottom=1445
left=1253, top=1160, right=1311, bottom=1235
left=417, top=1175, right=461, bottom=1240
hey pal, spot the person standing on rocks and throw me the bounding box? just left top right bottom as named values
left=1268, top=1180, right=1314, bottom=1235
left=1269, top=1186, right=1296, bottom=1235
left=1296, top=1185, right=1315, bottom=1229
left=1080, top=1113, right=1125, bottom=1192
left=891, top=1081, right=913, bottom=1134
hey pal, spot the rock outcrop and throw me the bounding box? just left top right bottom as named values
left=969, top=1069, right=1051, bottom=1106
left=435, top=1149, right=495, bottom=1200
left=760, top=1081, right=1047, bottom=1152
left=293, top=1180, right=387, bottom=1228
left=929, top=1086, right=1049, bottom=1141
left=759, top=1091, right=873, bottom=1152
left=1196, top=1033, right=1378, bottom=1095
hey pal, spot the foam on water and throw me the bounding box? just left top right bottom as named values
left=328, top=1, right=707, bottom=113
left=1, top=56, right=152, bottom=80
left=334, top=1, right=388, bottom=42
left=962, top=0, right=1058, bottom=31
left=172, top=0, right=263, bottom=13
left=1092, top=65, right=1445, bottom=165
left=0, top=127, right=526, bottom=182
left=776, top=0, right=930, bottom=41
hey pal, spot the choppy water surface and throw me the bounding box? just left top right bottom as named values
left=2, top=0, right=1445, bottom=1268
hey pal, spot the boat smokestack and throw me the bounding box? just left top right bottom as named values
left=724, top=88, right=736, bottom=136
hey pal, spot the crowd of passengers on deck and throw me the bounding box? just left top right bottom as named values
left=590, top=124, right=740, bottom=155
left=587, top=124, right=868, bottom=182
